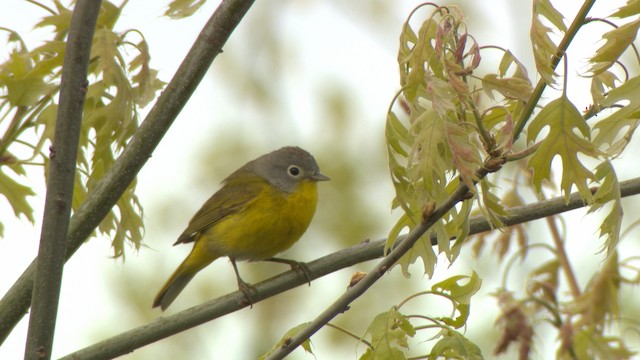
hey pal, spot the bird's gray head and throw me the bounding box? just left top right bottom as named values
left=251, top=146, right=330, bottom=192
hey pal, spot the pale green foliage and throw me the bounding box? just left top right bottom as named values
left=358, top=272, right=482, bottom=358
left=0, top=1, right=164, bottom=254
left=589, top=19, right=640, bottom=75
left=589, top=161, right=622, bottom=256
left=386, top=5, right=489, bottom=279
left=530, top=0, right=567, bottom=85
left=360, top=308, right=415, bottom=360
left=429, top=329, right=483, bottom=360
left=384, top=1, right=640, bottom=359
left=526, top=95, right=598, bottom=203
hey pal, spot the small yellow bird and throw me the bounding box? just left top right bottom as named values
left=153, top=146, right=329, bottom=310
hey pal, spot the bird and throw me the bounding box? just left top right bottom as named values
left=153, top=146, right=329, bottom=310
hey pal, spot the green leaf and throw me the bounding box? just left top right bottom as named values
left=482, top=74, right=533, bottom=102
left=361, top=308, right=415, bottom=360
left=259, top=322, right=313, bottom=360
left=0, top=170, right=36, bottom=236
left=593, top=75, right=640, bottom=156
left=429, top=329, right=484, bottom=360
left=588, top=161, right=622, bottom=257
left=0, top=50, right=56, bottom=107
left=527, top=96, right=598, bottom=203
left=478, top=179, right=509, bottom=229
left=445, top=121, right=483, bottom=191
left=498, top=50, right=531, bottom=81
left=431, top=271, right=482, bottom=328
left=590, top=71, right=618, bottom=106
left=589, top=19, right=640, bottom=75
left=530, top=0, right=566, bottom=84
left=395, top=215, right=438, bottom=278
left=611, top=0, right=640, bottom=18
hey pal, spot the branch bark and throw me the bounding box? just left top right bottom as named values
left=24, top=2, right=101, bottom=359
left=59, top=174, right=640, bottom=360
left=0, top=0, right=256, bottom=346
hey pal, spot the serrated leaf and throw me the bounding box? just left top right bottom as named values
left=589, top=19, right=640, bottom=75
left=611, top=0, right=640, bottom=18
left=422, top=74, right=458, bottom=117
left=478, top=179, right=509, bottom=229
left=590, top=71, right=619, bottom=106
left=429, top=329, right=484, bottom=360
left=482, top=74, right=533, bottom=102
left=527, top=96, right=598, bottom=203
left=593, top=75, right=640, bottom=156
left=395, top=215, right=438, bottom=278
left=259, top=322, right=313, bottom=360
left=431, top=271, right=482, bottom=328
left=0, top=170, right=36, bottom=232
left=362, top=308, right=415, bottom=360
left=498, top=50, right=531, bottom=81
left=531, top=0, right=566, bottom=84
left=0, top=50, right=56, bottom=107
left=588, top=161, right=622, bottom=257
left=445, top=121, right=482, bottom=191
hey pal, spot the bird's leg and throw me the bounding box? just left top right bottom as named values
left=265, top=257, right=312, bottom=286
left=230, top=257, right=256, bottom=306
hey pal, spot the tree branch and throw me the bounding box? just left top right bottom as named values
left=0, top=0, right=256, bottom=345
left=24, top=2, right=101, bottom=359
left=59, top=174, right=640, bottom=359
left=265, top=159, right=499, bottom=359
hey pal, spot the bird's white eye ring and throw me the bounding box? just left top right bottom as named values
left=288, top=165, right=301, bottom=177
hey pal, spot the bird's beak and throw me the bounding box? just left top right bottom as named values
left=311, top=172, right=330, bottom=181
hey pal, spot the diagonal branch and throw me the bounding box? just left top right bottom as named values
left=0, top=0, right=256, bottom=345
left=24, top=2, right=102, bottom=359
left=58, top=176, right=640, bottom=359
left=264, top=158, right=501, bottom=359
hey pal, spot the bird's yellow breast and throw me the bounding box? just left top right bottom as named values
left=199, top=179, right=319, bottom=260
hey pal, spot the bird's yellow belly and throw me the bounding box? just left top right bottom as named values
left=200, top=180, right=319, bottom=260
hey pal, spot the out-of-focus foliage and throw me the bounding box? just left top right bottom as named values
left=0, top=0, right=164, bottom=255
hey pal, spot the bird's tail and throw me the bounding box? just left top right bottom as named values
left=153, top=245, right=218, bottom=311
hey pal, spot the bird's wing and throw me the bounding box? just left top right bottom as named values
left=173, top=174, right=265, bottom=245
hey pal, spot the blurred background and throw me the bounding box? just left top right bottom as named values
left=1, top=0, right=639, bottom=359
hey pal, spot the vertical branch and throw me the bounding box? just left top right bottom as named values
left=24, top=1, right=102, bottom=359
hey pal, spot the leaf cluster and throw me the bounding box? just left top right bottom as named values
left=382, top=0, right=640, bottom=358
left=0, top=0, right=164, bottom=255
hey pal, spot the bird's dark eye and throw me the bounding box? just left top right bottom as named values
left=288, top=165, right=301, bottom=177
